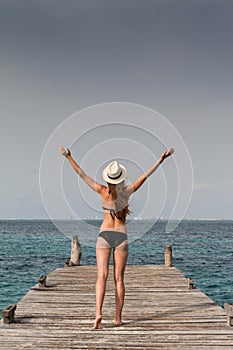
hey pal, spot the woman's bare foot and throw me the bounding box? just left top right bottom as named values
left=112, top=318, right=123, bottom=327
left=93, top=315, right=102, bottom=330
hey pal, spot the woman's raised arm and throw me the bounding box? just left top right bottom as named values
left=126, top=148, right=174, bottom=194
left=59, top=145, right=104, bottom=193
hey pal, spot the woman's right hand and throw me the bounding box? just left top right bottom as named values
left=59, top=145, right=71, bottom=158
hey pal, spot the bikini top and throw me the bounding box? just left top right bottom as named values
left=102, top=206, right=118, bottom=213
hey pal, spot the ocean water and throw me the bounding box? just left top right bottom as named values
left=0, top=220, right=233, bottom=312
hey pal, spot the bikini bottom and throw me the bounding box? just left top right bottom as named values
left=96, top=230, right=128, bottom=249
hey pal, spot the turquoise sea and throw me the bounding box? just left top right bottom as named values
left=0, top=220, right=233, bottom=312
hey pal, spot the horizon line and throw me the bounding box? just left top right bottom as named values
left=1, top=218, right=233, bottom=221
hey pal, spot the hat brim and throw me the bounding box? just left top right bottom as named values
left=102, top=164, right=127, bottom=184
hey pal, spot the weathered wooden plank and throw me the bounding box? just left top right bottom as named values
left=1, top=265, right=232, bottom=350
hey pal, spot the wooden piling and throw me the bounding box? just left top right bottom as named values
left=65, top=258, right=70, bottom=267
left=70, top=235, right=82, bottom=266
left=224, top=303, right=233, bottom=326
left=164, top=245, right=172, bottom=267
left=38, top=275, right=47, bottom=288
left=1, top=304, right=17, bottom=324
left=188, top=277, right=195, bottom=289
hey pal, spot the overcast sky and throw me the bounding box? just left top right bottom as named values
left=1, top=0, right=233, bottom=220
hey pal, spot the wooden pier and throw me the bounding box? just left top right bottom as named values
left=1, top=265, right=233, bottom=349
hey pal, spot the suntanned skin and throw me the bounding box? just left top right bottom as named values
left=60, top=146, right=174, bottom=329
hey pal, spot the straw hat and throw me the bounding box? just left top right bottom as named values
left=102, top=161, right=127, bottom=184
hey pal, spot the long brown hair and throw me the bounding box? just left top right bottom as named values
left=107, top=181, right=131, bottom=222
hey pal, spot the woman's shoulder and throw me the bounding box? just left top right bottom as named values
left=125, top=184, right=134, bottom=196
left=99, top=185, right=110, bottom=198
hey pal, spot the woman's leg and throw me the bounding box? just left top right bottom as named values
left=113, top=244, right=128, bottom=326
left=93, top=247, right=111, bottom=329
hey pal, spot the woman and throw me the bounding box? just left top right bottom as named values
left=59, top=145, right=174, bottom=329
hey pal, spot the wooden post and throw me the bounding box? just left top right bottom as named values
left=70, top=235, right=82, bottom=266
left=65, top=258, right=70, bottom=267
left=164, top=245, right=172, bottom=267
left=224, top=303, right=233, bottom=326
left=187, top=277, right=195, bottom=289
left=38, top=275, right=47, bottom=288
left=1, top=304, right=17, bottom=324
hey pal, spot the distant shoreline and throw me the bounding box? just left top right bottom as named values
left=1, top=218, right=233, bottom=222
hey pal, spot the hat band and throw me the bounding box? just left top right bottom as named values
left=107, top=170, right=122, bottom=180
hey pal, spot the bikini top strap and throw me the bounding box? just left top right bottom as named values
left=102, top=206, right=118, bottom=213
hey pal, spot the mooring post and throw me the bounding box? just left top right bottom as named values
left=224, top=303, right=233, bottom=326
left=65, top=258, right=70, bottom=267
left=70, top=235, right=82, bottom=266
left=38, top=275, right=47, bottom=288
left=164, top=245, right=172, bottom=267
left=187, top=277, right=195, bottom=289
left=1, top=304, right=17, bottom=324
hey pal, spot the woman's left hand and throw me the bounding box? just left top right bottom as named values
left=159, top=147, right=174, bottom=162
